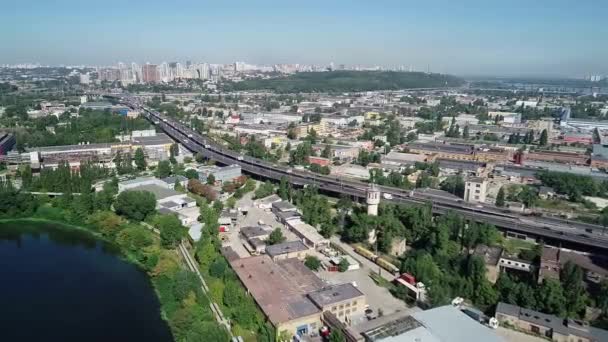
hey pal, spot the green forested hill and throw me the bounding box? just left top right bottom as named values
left=226, top=71, right=464, bottom=93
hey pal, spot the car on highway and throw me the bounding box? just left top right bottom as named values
left=383, top=193, right=393, bottom=199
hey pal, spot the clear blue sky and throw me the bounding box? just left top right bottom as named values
left=2, top=0, right=607, bottom=77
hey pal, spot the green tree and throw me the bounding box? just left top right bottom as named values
left=357, top=149, right=371, bottom=166
left=170, top=143, right=179, bottom=159
left=226, top=196, right=237, bottom=209
left=87, top=211, right=126, bottom=238
left=304, top=255, right=321, bottom=271
left=597, top=280, right=608, bottom=315
left=306, top=128, right=318, bottom=143
left=254, top=181, right=275, bottom=199
left=267, top=228, right=286, bottom=245
left=496, top=186, right=506, bottom=207
left=462, top=125, right=470, bottom=139
left=115, top=225, right=154, bottom=253
left=560, top=261, right=588, bottom=317
left=185, top=169, right=199, bottom=180
left=114, top=190, right=157, bottom=221
left=536, top=278, right=566, bottom=316
left=338, top=257, right=350, bottom=272
left=278, top=176, right=290, bottom=200
left=415, top=172, right=432, bottom=188
left=278, top=330, right=292, bottom=342
left=289, top=141, right=313, bottom=166
left=321, top=144, right=332, bottom=159
left=20, top=165, right=33, bottom=190
left=405, top=131, right=418, bottom=142
left=329, top=329, right=346, bottom=342
left=186, top=322, right=230, bottom=342
left=209, top=258, right=228, bottom=279
left=206, top=173, right=216, bottom=185
left=518, top=186, right=538, bottom=208
left=539, top=129, right=548, bottom=146
left=134, top=147, right=147, bottom=171
left=154, top=214, right=188, bottom=249
left=440, top=175, right=465, bottom=198
left=156, top=160, right=172, bottom=178
left=223, top=280, right=246, bottom=308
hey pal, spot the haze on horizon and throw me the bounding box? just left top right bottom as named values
left=2, top=0, right=607, bottom=78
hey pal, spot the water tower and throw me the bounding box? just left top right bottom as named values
left=366, top=183, right=380, bottom=216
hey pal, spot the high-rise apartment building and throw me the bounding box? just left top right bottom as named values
left=142, top=63, right=159, bottom=83
left=195, top=63, right=210, bottom=80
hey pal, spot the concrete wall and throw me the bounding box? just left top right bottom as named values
left=322, top=296, right=367, bottom=325
left=270, top=249, right=312, bottom=261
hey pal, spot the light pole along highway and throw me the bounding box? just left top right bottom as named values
left=112, top=95, right=608, bottom=253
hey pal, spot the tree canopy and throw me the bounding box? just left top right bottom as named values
left=114, top=190, right=156, bottom=221
left=226, top=71, right=463, bottom=93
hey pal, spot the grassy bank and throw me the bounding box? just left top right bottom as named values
left=0, top=213, right=230, bottom=342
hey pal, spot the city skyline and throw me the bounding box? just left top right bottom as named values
left=2, top=1, right=608, bottom=77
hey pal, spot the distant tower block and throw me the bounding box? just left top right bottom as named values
left=366, top=184, right=380, bottom=216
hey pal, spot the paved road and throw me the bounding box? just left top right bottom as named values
left=130, top=99, right=608, bottom=252
left=330, top=237, right=396, bottom=283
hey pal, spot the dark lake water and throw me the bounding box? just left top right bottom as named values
left=0, top=220, right=173, bottom=342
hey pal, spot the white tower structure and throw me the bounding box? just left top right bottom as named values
left=366, top=183, right=380, bottom=216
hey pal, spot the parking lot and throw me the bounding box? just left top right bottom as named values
left=317, top=268, right=416, bottom=319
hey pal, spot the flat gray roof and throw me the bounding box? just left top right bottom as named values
left=26, top=143, right=114, bottom=153
left=220, top=209, right=238, bottom=219
left=160, top=200, right=180, bottom=208
left=161, top=175, right=188, bottom=184
left=276, top=211, right=301, bottom=220
left=257, top=194, right=282, bottom=204
left=408, top=142, right=473, bottom=154
left=412, top=305, right=504, bottom=342
left=127, top=184, right=181, bottom=200
left=437, top=158, right=484, bottom=171
left=266, top=240, right=309, bottom=257
left=241, top=226, right=271, bottom=239
left=360, top=312, right=432, bottom=342
left=272, top=201, right=297, bottom=211
left=307, top=283, right=364, bottom=308
left=120, top=177, right=156, bottom=186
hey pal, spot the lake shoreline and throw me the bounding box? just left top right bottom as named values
left=0, top=218, right=174, bottom=342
